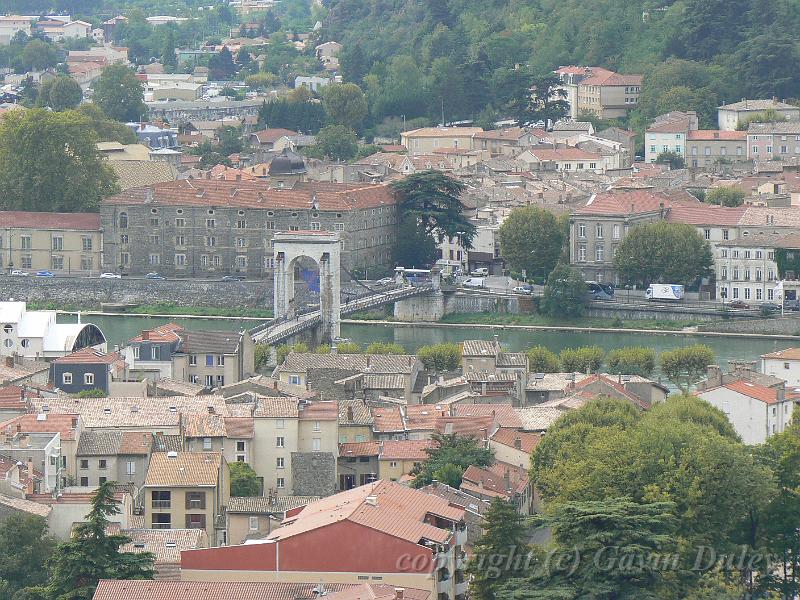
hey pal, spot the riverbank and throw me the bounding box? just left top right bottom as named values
left=32, top=302, right=273, bottom=320
left=341, top=318, right=800, bottom=341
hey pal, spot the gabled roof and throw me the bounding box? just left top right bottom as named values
left=379, top=439, right=431, bottom=461
left=527, top=148, right=602, bottom=161
left=0, top=413, right=78, bottom=440
left=762, top=347, right=800, bottom=361
left=461, top=461, right=528, bottom=497
left=339, top=441, right=380, bottom=457
left=251, top=128, right=299, bottom=144
left=228, top=495, right=318, bottom=514
left=720, top=99, right=798, bottom=111
left=402, top=126, right=482, bottom=138
left=700, top=380, right=783, bottom=405
left=179, top=330, right=243, bottom=355
left=490, top=428, right=542, bottom=454
left=462, top=339, right=500, bottom=357
left=339, top=399, right=373, bottom=426
left=0, top=211, right=100, bottom=231
left=144, top=452, right=222, bottom=487
left=121, top=528, right=207, bottom=564
left=128, top=323, right=183, bottom=344
left=52, top=347, right=123, bottom=365
left=687, top=130, right=746, bottom=141
left=270, top=480, right=463, bottom=545
left=277, top=353, right=417, bottom=374
left=0, top=493, right=51, bottom=518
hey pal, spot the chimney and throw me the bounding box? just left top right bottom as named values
left=503, top=468, right=511, bottom=491
left=25, top=459, right=34, bottom=495
left=777, top=381, right=786, bottom=404
left=207, top=405, right=215, bottom=414
left=273, top=380, right=278, bottom=390
left=4, top=356, right=12, bottom=368
left=366, top=355, right=371, bottom=369
left=513, top=436, right=522, bottom=450
left=141, top=330, right=150, bottom=341
left=706, top=365, right=722, bottom=388
left=346, top=406, right=354, bottom=421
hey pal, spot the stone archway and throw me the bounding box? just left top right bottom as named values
left=272, top=231, right=341, bottom=343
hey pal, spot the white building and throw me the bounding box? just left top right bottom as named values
left=697, top=379, right=794, bottom=445
left=0, top=302, right=106, bottom=359
left=644, top=111, right=698, bottom=164
left=762, top=348, right=800, bottom=387
left=0, top=16, right=32, bottom=45
left=715, top=237, right=780, bottom=303
left=718, top=99, right=800, bottom=131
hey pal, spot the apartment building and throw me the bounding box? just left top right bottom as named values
left=718, top=99, right=800, bottom=131
left=144, top=451, right=229, bottom=545
left=576, top=68, right=643, bottom=119
left=401, top=126, right=483, bottom=155
left=686, top=130, right=748, bottom=167
left=101, top=179, right=399, bottom=278
left=226, top=495, right=316, bottom=545
left=181, top=481, right=469, bottom=600
left=747, top=122, right=800, bottom=161
left=762, top=348, right=800, bottom=387
left=644, top=111, right=698, bottom=164
left=0, top=211, right=102, bottom=275
left=75, top=430, right=152, bottom=490
left=714, top=234, right=780, bottom=302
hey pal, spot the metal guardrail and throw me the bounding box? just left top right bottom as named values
left=252, top=284, right=434, bottom=345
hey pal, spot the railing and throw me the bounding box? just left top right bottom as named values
left=151, top=500, right=171, bottom=509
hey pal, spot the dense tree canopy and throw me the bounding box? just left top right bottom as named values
left=498, top=207, right=567, bottom=280
left=412, top=432, right=493, bottom=488
left=613, top=222, right=713, bottom=286
left=0, top=109, right=118, bottom=213
left=230, top=462, right=261, bottom=496
left=37, top=76, right=82, bottom=111
left=92, top=65, right=147, bottom=123
left=540, top=264, right=587, bottom=318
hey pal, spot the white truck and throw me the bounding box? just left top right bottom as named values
left=463, top=277, right=486, bottom=289
left=645, top=284, right=685, bottom=301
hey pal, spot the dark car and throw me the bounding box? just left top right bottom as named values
left=221, top=275, right=241, bottom=282
left=727, top=299, right=750, bottom=309
left=760, top=302, right=782, bottom=312
left=784, top=299, right=800, bottom=311
left=145, top=272, right=166, bottom=280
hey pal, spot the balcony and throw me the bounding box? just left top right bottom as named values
left=151, top=500, right=171, bottom=509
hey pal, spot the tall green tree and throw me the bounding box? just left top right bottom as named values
left=93, top=65, right=147, bottom=123
left=161, top=27, right=178, bottom=72
left=540, top=264, right=587, bottom=318
left=468, top=499, right=528, bottom=600
left=658, top=344, right=715, bottom=391
left=0, top=109, right=118, bottom=212
left=0, top=513, right=54, bottom=596
left=323, top=83, right=368, bottom=130
left=21, top=39, right=57, bottom=71
left=705, top=186, right=745, bottom=207
left=392, top=216, right=439, bottom=268
left=498, top=207, right=566, bottom=280
left=230, top=462, right=261, bottom=496
left=559, top=346, right=605, bottom=373
left=45, top=482, right=155, bottom=599
left=416, top=342, right=461, bottom=371
left=412, top=432, right=493, bottom=488
left=37, top=76, right=82, bottom=111
left=606, top=346, right=656, bottom=377
left=390, top=171, right=475, bottom=247
left=526, top=345, right=561, bottom=373
left=310, top=124, right=358, bottom=161
left=613, top=222, right=713, bottom=286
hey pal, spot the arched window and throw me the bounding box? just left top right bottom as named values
left=119, top=212, right=128, bottom=229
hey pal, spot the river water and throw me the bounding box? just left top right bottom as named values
left=59, top=314, right=795, bottom=371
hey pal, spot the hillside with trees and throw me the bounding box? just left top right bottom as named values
left=324, top=0, right=800, bottom=131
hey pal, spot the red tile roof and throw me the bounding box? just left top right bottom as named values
left=371, top=405, right=404, bottom=433
left=490, top=428, right=542, bottom=454
left=0, top=385, right=33, bottom=410
left=298, top=400, right=338, bottom=421
left=52, top=348, right=123, bottom=365
left=646, top=119, right=691, bottom=134
left=580, top=67, right=642, bottom=87
left=0, top=413, right=79, bottom=440
left=339, top=441, right=380, bottom=457
left=379, top=439, right=431, bottom=461
left=93, top=580, right=359, bottom=600
left=0, top=211, right=100, bottom=230
left=721, top=380, right=781, bottom=404
left=252, top=128, right=298, bottom=144
left=103, top=179, right=397, bottom=211
left=451, top=404, right=523, bottom=428
left=687, top=130, right=747, bottom=141
left=127, top=323, right=183, bottom=344
left=461, top=461, right=528, bottom=497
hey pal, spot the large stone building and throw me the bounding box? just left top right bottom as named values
left=101, top=180, right=399, bottom=278
left=0, top=211, right=102, bottom=275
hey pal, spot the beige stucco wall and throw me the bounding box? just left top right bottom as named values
left=1, top=227, right=101, bottom=274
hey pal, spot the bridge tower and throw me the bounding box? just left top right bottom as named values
left=272, top=231, right=341, bottom=343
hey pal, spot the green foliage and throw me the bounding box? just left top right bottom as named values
left=498, top=207, right=567, bottom=280
left=705, top=186, right=745, bottom=207
left=75, top=104, right=138, bottom=144
left=530, top=395, right=776, bottom=596
left=254, top=345, right=271, bottom=371
left=364, top=342, right=405, bottom=355
left=229, top=462, right=261, bottom=497
left=323, top=83, right=368, bottom=130
left=540, top=264, right=587, bottom=318
left=93, top=65, right=147, bottom=123
left=468, top=499, right=528, bottom=600
left=309, top=124, right=358, bottom=161
left=259, top=97, right=326, bottom=133
left=655, top=150, right=685, bottom=169
left=390, top=171, right=475, bottom=247
left=21, top=39, right=57, bottom=71
left=46, top=482, right=155, bottom=599
left=736, top=108, right=788, bottom=131
left=76, top=389, right=106, bottom=398
left=416, top=342, right=461, bottom=371
left=526, top=345, right=561, bottom=373
left=412, top=432, right=493, bottom=488
left=336, top=342, right=361, bottom=354
left=613, top=222, right=713, bottom=286
left=0, top=109, right=118, bottom=213
left=559, top=346, right=605, bottom=373
left=606, top=346, right=656, bottom=377
left=392, top=217, right=438, bottom=268
left=0, top=513, right=54, bottom=597
left=658, top=344, right=715, bottom=391
left=215, top=125, right=244, bottom=157
left=36, top=76, right=82, bottom=111
left=245, top=72, right=279, bottom=90
left=276, top=342, right=309, bottom=365
left=314, top=344, right=331, bottom=355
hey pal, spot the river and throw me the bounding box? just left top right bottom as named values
left=59, top=313, right=795, bottom=370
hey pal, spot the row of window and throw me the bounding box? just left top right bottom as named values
left=62, top=372, right=94, bottom=385
left=719, top=287, right=774, bottom=301
left=719, top=249, right=774, bottom=260
left=577, top=244, right=611, bottom=262
left=6, top=236, right=93, bottom=251
left=750, top=145, right=800, bottom=155
left=8, top=256, right=94, bottom=270
left=577, top=223, right=622, bottom=240
left=719, top=266, right=775, bottom=281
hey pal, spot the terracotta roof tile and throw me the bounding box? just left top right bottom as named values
left=490, top=428, right=542, bottom=454
left=0, top=211, right=100, bottom=230
left=223, top=417, right=254, bottom=438
left=93, top=580, right=358, bottom=600
left=371, top=405, right=404, bottom=433
left=0, top=413, right=78, bottom=441
left=687, top=130, right=746, bottom=141
left=379, top=440, right=431, bottom=461
left=298, top=400, right=338, bottom=421
left=762, top=347, right=800, bottom=361
left=339, top=441, right=380, bottom=457
left=227, top=495, right=318, bottom=514
left=121, top=528, right=208, bottom=564
left=144, top=452, right=222, bottom=487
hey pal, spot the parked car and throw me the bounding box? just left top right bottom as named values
left=145, top=272, right=166, bottom=280
left=470, top=268, right=489, bottom=277
left=10, top=270, right=29, bottom=276
left=35, top=270, right=54, bottom=277
left=512, top=286, right=532, bottom=295
left=375, top=277, right=393, bottom=286
left=727, top=299, right=750, bottom=309
left=784, top=299, right=800, bottom=312
left=100, top=272, right=121, bottom=279
left=760, top=302, right=782, bottom=313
